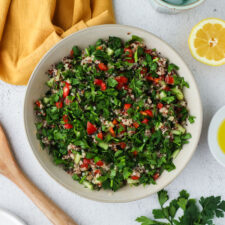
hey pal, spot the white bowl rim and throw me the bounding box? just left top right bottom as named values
left=208, top=105, right=225, bottom=167
left=24, top=24, right=203, bottom=202
left=152, top=0, right=205, bottom=10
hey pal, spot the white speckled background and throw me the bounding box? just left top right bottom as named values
left=0, top=0, right=225, bottom=224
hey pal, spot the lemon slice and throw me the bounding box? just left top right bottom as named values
left=188, top=18, right=225, bottom=66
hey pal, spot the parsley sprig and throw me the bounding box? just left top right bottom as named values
left=136, top=189, right=225, bottom=225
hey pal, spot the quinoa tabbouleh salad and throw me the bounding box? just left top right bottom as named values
left=34, top=35, right=195, bottom=191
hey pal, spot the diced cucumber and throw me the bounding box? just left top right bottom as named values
left=43, top=97, right=50, bottom=104
left=159, top=90, right=167, bottom=99
left=171, top=87, right=184, bottom=100
left=107, top=48, right=114, bottom=56
left=171, top=130, right=182, bottom=135
left=74, top=153, right=82, bottom=165
left=98, top=142, right=109, bottom=150
left=155, top=122, right=162, bottom=130
left=127, top=178, right=139, bottom=184
left=172, top=149, right=180, bottom=159
left=46, top=78, right=54, bottom=87
left=83, top=181, right=93, bottom=190
left=175, top=124, right=186, bottom=134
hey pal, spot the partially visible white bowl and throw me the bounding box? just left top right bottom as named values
left=24, top=24, right=203, bottom=202
left=208, top=105, right=225, bottom=167
left=150, top=0, right=205, bottom=14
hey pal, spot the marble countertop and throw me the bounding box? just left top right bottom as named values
left=0, top=0, right=225, bottom=224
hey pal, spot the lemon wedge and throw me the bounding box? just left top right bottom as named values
left=188, top=18, right=225, bottom=66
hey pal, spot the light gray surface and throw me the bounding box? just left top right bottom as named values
left=0, top=0, right=224, bottom=224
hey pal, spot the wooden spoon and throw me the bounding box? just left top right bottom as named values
left=0, top=124, right=78, bottom=225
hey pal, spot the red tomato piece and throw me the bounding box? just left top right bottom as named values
left=153, top=173, right=160, bottom=181
left=100, top=82, right=107, bottom=91
left=140, top=67, right=147, bottom=74
left=109, top=127, right=116, bottom=137
left=65, top=97, right=72, bottom=105
left=124, top=48, right=133, bottom=57
left=115, top=76, right=128, bottom=84
left=96, top=46, right=103, bottom=50
left=87, top=122, right=97, bottom=135
left=164, top=86, right=171, bottom=91
left=120, top=142, right=126, bottom=149
left=94, top=169, right=101, bottom=175
left=145, top=49, right=152, bottom=54
left=146, top=76, right=154, bottom=81
left=133, top=122, right=139, bottom=129
left=97, top=132, right=103, bottom=140
left=165, top=76, right=174, bottom=85
left=83, top=158, right=91, bottom=165
left=126, top=58, right=134, bottom=63
left=35, top=100, right=41, bottom=108
left=63, top=83, right=70, bottom=98
left=124, top=103, right=132, bottom=112
left=94, top=79, right=103, bottom=85
left=112, top=119, right=118, bottom=125
left=131, top=175, right=139, bottom=180
left=64, top=123, right=73, bottom=129
left=56, top=101, right=63, bottom=109
left=63, top=115, right=68, bottom=123
left=133, top=150, right=138, bottom=156
left=80, top=164, right=88, bottom=169
left=145, top=109, right=153, bottom=117
left=141, top=118, right=149, bottom=124
left=98, top=63, right=108, bottom=71
left=157, top=103, right=163, bottom=109
left=96, top=160, right=104, bottom=167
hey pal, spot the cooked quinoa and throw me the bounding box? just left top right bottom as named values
left=34, top=35, right=195, bottom=191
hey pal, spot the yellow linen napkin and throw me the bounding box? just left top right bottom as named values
left=0, top=0, right=115, bottom=85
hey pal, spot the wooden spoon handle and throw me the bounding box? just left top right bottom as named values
left=10, top=168, right=78, bottom=225
left=0, top=124, right=78, bottom=225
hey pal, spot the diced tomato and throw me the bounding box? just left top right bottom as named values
left=94, top=169, right=101, bottom=175
left=94, top=79, right=103, bottom=85
left=133, top=150, right=138, bottom=156
left=70, top=49, right=74, bottom=57
left=97, top=132, right=103, bottom=140
left=124, top=103, right=132, bottom=112
left=131, top=175, right=139, bottom=180
left=112, top=119, right=118, bottom=125
left=115, top=76, right=128, bottom=84
left=154, top=78, right=160, bottom=84
left=94, top=79, right=107, bottom=91
left=164, top=86, right=171, bottom=91
left=87, top=122, right=97, bottom=135
left=63, top=83, right=70, bottom=98
left=96, top=160, right=104, bottom=167
left=100, top=82, right=107, bottom=91
left=140, top=67, right=147, bottom=74
left=145, top=109, right=153, bottom=117
left=126, top=58, right=134, bottom=63
left=146, top=76, right=154, bottom=81
left=56, top=101, right=63, bottom=109
left=98, top=63, right=108, bottom=71
left=133, top=122, right=139, bottom=129
left=80, top=164, right=88, bottom=169
left=65, top=97, right=72, bottom=105
left=153, top=173, right=160, bottom=181
left=141, top=118, right=149, bottom=124
left=96, top=46, right=103, bottom=50
left=64, top=123, right=73, bottom=129
left=165, top=76, right=174, bottom=85
left=120, top=142, right=126, bottom=149
left=63, top=115, right=68, bottom=123
left=157, top=103, right=163, bottom=109
left=124, top=48, right=133, bottom=57
left=109, top=127, right=116, bottom=137
left=35, top=100, right=41, bottom=108
left=145, top=49, right=152, bottom=54
left=83, top=158, right=91, bottom=165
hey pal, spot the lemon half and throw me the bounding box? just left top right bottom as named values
left=188, top=18, right=225, bottom=66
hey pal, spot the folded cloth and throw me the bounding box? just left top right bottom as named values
left=0, top=0, right=115, bottom=85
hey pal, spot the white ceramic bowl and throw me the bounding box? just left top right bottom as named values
left=208, top=105, right=225, bottom=167
left=150, top=0, right=205, bottom=14
left=24, top=25, right=203, bottom=202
